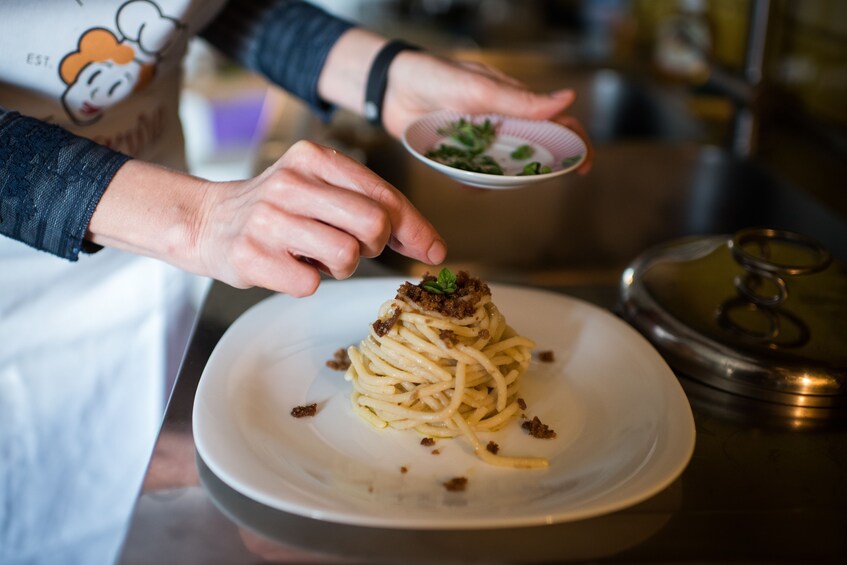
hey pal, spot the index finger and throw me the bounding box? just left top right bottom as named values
left=311, top=145, right=447, bottom=265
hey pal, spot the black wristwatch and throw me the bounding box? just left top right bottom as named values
left=364, top=39, right=421, bottom=127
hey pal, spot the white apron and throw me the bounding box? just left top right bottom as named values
left=0, top=1, right=225, bottom=563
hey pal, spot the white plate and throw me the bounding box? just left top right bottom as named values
left=193, top=278, right=695, bottom=529
left=402, top=111, right=587, bottom=189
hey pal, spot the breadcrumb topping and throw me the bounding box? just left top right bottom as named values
left=372, top=307, right=401, bottom=337
left=326, top=348, right=351, bottom=371
left=290, top=403, right=317, bottom=418
left=397, top=271, right=490, bottom=318
left=443, top=477, right=468, bottom=491
left=522, top=416, right=557, bottom=439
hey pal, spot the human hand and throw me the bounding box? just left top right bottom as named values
left=193, top=141, right=446, bottom=296
left=382, top=52, right=593, bottom=174
left=89, top=141, right=444, bottom=297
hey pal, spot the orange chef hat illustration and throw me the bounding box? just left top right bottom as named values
left=60, top=28, right=154, bottom=91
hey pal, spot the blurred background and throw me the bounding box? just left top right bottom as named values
left=116, top=6, right=846, bottom=560
left=179, top=0, right=847, bottom=291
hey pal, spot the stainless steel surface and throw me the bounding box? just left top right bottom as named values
left=117, top=50, right=847, bottom=563
left=729, top=228, right=832, bottom=307
left=118, top=274, right=847, bottom=564
left=620, top=233, right=847, bottom=408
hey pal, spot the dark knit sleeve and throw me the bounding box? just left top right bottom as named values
left=200, top=0, right=355, bottom=120
left=0, top=109, right=131, bottom=260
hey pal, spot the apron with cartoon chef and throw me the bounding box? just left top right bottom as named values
left=0, top=1, right=225, bottom=563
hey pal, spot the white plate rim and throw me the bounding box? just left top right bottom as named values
left=193, top=278, right=695, bottom=529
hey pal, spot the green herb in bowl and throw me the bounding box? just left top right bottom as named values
left=510, top=144, right=535, bottom=160
left=425, top=146, right=504, bottom=175
left=425, top=118, right=504, bottom=175
left=561, top=155, right=583, bottom=167
left=437, top=118, right=497, bottom=155
left=517, top=162, right=552, bottom=176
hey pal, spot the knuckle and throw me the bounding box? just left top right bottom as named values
left=288, top=139, right=326, bottom=162
left=365, top=179, right=400, bottom=208
left=334, top=237, right=360, bottom=269
left=289, top=139, right=316, bottom=154
left=227, top=235, right=261, bottom=285
left=359, top=206, right=391, bottom=241
left=289, top=270, right=320, bottom=297
left=264, top=169, right=297, bottom=197
left=244, top=201, right=275, bottom=232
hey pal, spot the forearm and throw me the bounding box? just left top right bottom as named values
left=201, top=2, right=412, bottom=122
left=86, top=159, right=210, bottom=273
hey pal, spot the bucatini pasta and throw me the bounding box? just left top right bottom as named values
left=344, top=270, right=547, bottom=469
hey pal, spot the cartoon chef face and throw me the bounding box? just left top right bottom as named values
left=62, top=59, right=142, bottom=124
left=60, top=28, right=153, bottom=125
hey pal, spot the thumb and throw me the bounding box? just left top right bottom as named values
left=549, top=88, right=577, bottom=107
left=489, top=87, right=576, bottom=121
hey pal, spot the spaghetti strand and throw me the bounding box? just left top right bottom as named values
left=344, top=275, right=546, bottom=469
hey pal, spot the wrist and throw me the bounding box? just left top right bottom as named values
left=378, top=48, right=430, bottom=137
left=317, top=28, right=387, bottom=115
left=363, top=40, right=421, bottom=126
left=86, top=160, right=211, bottom=274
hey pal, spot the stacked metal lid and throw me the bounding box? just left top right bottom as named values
left=620, top=228, right=846, bottom=408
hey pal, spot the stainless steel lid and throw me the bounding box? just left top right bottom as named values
left=620, top=228, right=846, bottom=407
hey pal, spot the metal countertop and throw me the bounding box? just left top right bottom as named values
left=117, top=268, right=847, bottom=564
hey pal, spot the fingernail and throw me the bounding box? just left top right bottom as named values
left=551, top=88, right=575, bottom=100
left=427, top=239, right=447, bottom=264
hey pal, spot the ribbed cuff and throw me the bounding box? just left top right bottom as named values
left=0, top=111, right=131, bottom=260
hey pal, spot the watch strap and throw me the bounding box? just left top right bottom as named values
left=364, top=40, right=421, bottom=126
